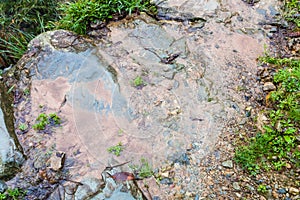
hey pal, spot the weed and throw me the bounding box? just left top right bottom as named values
left=0, top=0, right=60, bottom=32
left=49, top=113, right=62, bottom=125
left=107, top=142, right=124, bottom=156
left=130, top=158, right=153, bottom=178
left=23, top=88, right=30, bottom=96
left=283, top=0, right=300, bottom=27
left=235, top=57, right=299, bottom=175
left=133, top=76, right=145, bottom=87
left=0, top=188, right=26, bottom=200
left=257, top=184, right=267, bottom=193
left=18, top=123, right=28, bottom=131
left=32, top=113, right=61, bottom=131
left=32, top=113, right=49, bottom=130
left=118, top=129, right=124, bottom=135
left=0, top=193, right=6, bottom=200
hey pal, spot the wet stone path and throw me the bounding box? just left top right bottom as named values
left=0, top=0, right=284, bottom=199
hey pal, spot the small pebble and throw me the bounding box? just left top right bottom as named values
left=277, top=188, right=287, bottom=194
left=233, top=182, right=241, bottom=191
left=222, top=160, right=233, bottom=168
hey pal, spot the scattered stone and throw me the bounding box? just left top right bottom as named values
left=263, top=82, right=276, bottom=91
left=235, top=193, right=242, bottom=198
left=160, top=178, right=173, bottom=185
left=74, top=177, right=103, bottom=200
left=246, top=184, right=255, bottom=191
left=0, top=180, right=7, bottom=193
left=270, top=27, right=277, bottom=33
left=267, top=32, right=273, bottom=38
left=272, top=190, right=279, bottom=199
left=277, top=188, right=287, bottom=194
left=49, top=151, right=65, bottom=171
left=260, top=196, right=266, bottom=200
left=233, top=182, right=241, bottom=191
left=222, top=160, right=233, bottom=168
left=289, top=187, right=299, bottom=195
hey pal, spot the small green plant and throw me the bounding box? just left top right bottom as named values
left=107, top=142, right=124, bottom=156
left=32, top=113, right=49, bottom=130
left=18, top=123, right=28, bottom=131
left=138, top=158, right=153, bottom=178
left=0, top=193, right=6, bottom=200
left=257, top=184, right=267, bottom=193
left=0, top=188, right=26, bottom=200
left=49, top=113, right=62, bottom=125
left=130, top=158, right=153, bottom=178
left=32, top=113, right=61, bottom=131
left=133, top=76, right=145, bottom=87
left=118, top=129, right=124, bottom=135
left=23, top=88, right=30, bottom=96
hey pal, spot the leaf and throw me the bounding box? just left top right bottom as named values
left=111, top=172, right=135, bottom=181
left=283, top=135, right=292, bottom=143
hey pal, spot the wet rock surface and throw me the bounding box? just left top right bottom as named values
left=0, top=83, right=25, bottom=181
left=1, top=0, right=298, bottom=199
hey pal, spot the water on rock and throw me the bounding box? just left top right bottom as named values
left=0, top=0, right=281, bottom=198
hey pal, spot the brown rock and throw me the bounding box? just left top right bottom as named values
left=49, top=151, right=65, bottom=171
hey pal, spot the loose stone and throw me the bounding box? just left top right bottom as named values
left=222, top=160, right=233, bottom=168
left=289, top=187, right=299, bottom=195
left=233, top=182, right=241, bottom=191
left=0, top=180, right=7, bottom=193
left=277, top=188, right=287, bottom=194
left=263, top=82, right=276, bottom=91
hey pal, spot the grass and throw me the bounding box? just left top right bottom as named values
left=0, top=0, right=61, bottom=67
left=235, top=57, right=300, bottom=175
left=0, top=28, right=34, bottom=62
left=283, top=0, right=300, bottom=28
left=57, top=0, right=157, bottom=35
